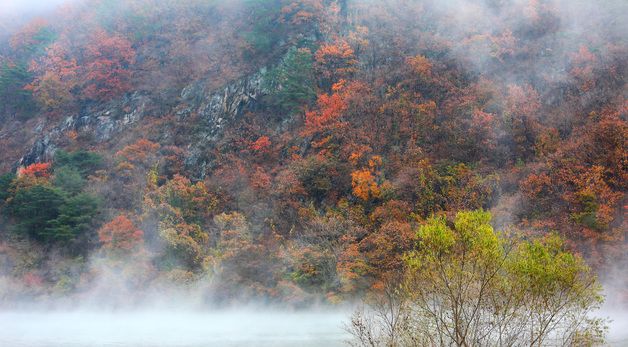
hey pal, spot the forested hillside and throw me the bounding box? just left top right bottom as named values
left=0, top=0, right=625, bottom=309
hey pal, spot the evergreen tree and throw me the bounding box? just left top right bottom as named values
left=46, top=193, right=100, bottom=243
left=8, top=185, right=65, bottom=241
left=0, top=61, right=37, bottom=117
left=0, top=173, right=15, bottom=204
left=54, top=166, right=86, bottom=196
left=54, top=150, right=103, bottom=177
left=265, top=46, right=316, bottom=113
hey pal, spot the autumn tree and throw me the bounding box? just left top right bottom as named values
left=349, top=211, right=607, bottom=346
left=294, top=155, right=350, bottom=203
left=27, top=42, right=78, bottom=111
left=18, top=162, right=51, bottom=179
left=0, top=19, right=55, bottom=118
left=303, top=81, right=349, bottom=139
left=212, top=212, right=284, bottom=301
left=249, top=136, right=272, bottom=154
left=98, top=215, right=144, bottom=253
left=81, top=29, right=136, bottom=100
left=361, top=200, right=415, bottom=286
left=315, top=39, right=358, bottom=89
left=351, top=169, right=380, bottom=201
left=139, top=174, right=216, bottom=273
left=570, top=45, right=597, bottom=92
left=438, top=80, right=500, bottom=163
left=103, top=139, right=161, bottom=209
left=505, top=84, right=541, bottom=161
left=114, top=139, right=160, bottom=181
left=520, top=108, right=626, bottom=244
left=405, top=55, right=432, bottom=80
left=12, top=162, right=53, bottom=191
left=155, top=174, right=217, bottom=225
left=160, top=146, right=186, bottom=179
left=27, top=28, right=135, bottom=110
left=290, top=207, right=361, bottom=294
left=303, top=80, right=371, bottom=155
left=351, top=156, right=387, bottom=202
left=116, top=139, right=160, bottom=167
left=394, top=160, right=498, bottom=217
left=158, top=221, right=207, bottom=271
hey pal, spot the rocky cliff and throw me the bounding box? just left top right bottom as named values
left=18, top=69, right=268, bottom=175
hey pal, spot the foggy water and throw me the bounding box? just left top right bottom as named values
left=602, top=309, right=628, bottom=346
left=1, top=309, right=627, bottom=346
left=0, top=310, right=350, bottom=347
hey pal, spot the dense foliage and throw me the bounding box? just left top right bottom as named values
left=0, top=0, right=625, bottom=319
left=348, top=211, right=606, bottom=347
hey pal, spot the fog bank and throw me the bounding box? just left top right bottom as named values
left=0, top=0, right=70, bottom=14
left=0, top=309, right=350, bottom=347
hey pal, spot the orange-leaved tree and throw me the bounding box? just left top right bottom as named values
left=27, top=28, right=135, bottom=110
left=351, top=155, right=386, bottom=202
left=81, top=29, right=136, bottom=100
left=315, top=39, right=357, bottom=89
left=98, top=214, right=144, bottom=252
left=14, top=162, right=53, bottom=190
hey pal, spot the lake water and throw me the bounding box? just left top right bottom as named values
left=603, top=309, right=628, bottom=347
left=1, top=309, right=626, bottom=346
left=0, top=310, right=351, bottom=347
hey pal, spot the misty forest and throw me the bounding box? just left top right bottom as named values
left=0, top=0, right=626, bottom=346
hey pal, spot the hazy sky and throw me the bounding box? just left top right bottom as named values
left=0, top=0, right=69, bottom=16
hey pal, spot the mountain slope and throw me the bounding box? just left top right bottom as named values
left=0, top=0, right=626, bottom=306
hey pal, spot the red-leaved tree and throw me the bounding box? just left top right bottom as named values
left=98, top=215, right=144, bottom=252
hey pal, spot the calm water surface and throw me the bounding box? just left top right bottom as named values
left=2, top=309, right=626, bottom=346
left=0, top=310, right=350, bottom=347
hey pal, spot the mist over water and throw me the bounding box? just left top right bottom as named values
left=604, top=311, right=628, bottom=346
left=1, top=307, right=627, bottom=346
left=0, top=309, right=350, bottom=347
left=0, top=0, right=626, bottom=346
left=600, top=288, right=628, bottom=346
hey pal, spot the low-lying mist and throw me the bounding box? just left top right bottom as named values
left=0, top=252, right=352, bottom=346
left=0, top=309, right=350, bottom=347
left=0, top=304, right=626, bottom=346
left=0, top=0, right=626, bottom=345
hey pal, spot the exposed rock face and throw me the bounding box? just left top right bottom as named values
left=77, top=92, right=151, bottom=142
left=18, top=92, right=151, bottom=167
left=179, top=68, right=266, bottom=139
left=180, top=69, right=268, bottom=177
left=19, top=135, right=57, bottom=168
left=18, top=69, right=268, bottom=175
